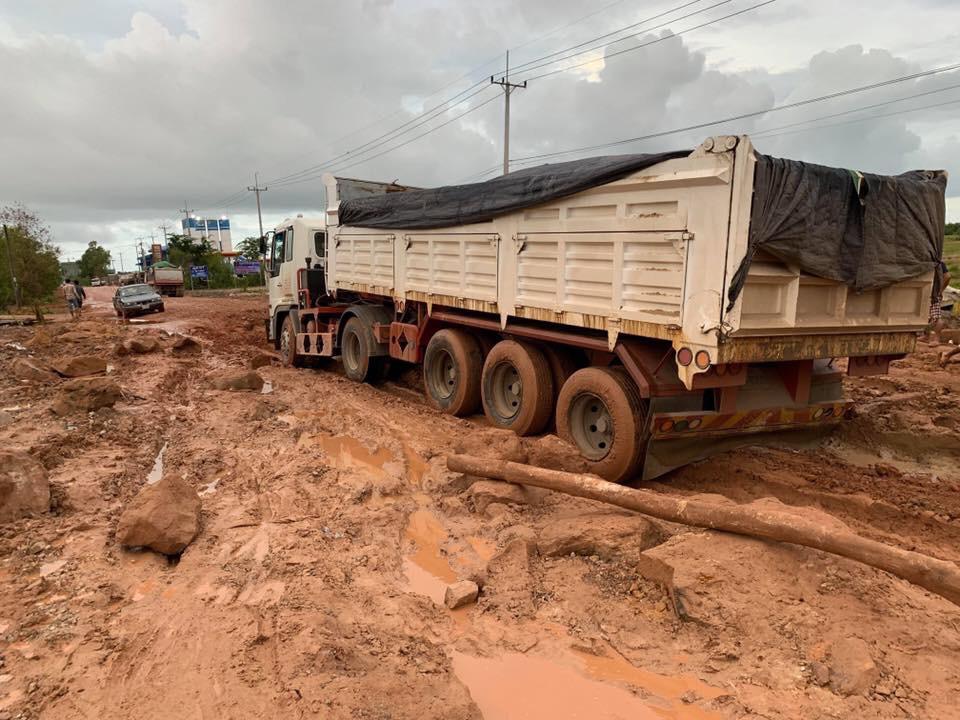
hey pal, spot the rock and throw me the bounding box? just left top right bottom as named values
left=51, top=377, right=122, bottom=416
left=445, top=580, right=480, bottom=609
left=537, top=512, right=663, bottom=560
left=828, top=637, right=879, bottom=696
left=122, top=338, right=158, bottom=354
left=116, top=475, right=201, bottom=555
left=809, top=661, right=831, bottom=687
left=0, top=451, right=50, bottom=522
left=454, top=429, right=528, bottom=464
left=874, top=679, right=896, bottom=696
left=171, top=335, right=201, bottom=354
left=0, top=410, right=12, bottom=427
left=12, top=357, right=58, bottom=383
left=51, top=355, right=107, bottom=377
left=210, top=371, right=264, bottom=392
left=249, top=352, right=278, bottom=369
left=468, top=480, right=537, bottom=512
left=248, top=401, right=273, bottom=421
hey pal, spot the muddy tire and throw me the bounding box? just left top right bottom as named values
left=341, top=316, right=387, bottom=384
left=423, top=329, right=483, bottom=416
left=280, top=314, right=303, bottom=368
left=556, top=367, right=647, bottom=483
left=481, top=340, right=554, bottom=436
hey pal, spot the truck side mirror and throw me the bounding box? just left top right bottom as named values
left=258, top=236, right=267, bottom=255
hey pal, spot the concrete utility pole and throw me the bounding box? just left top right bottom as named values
left=247, top=172, right=268, bottom=244
left=2, top=224, right=22, bottom=309
left=179, top=202, right=194, bottom=236
left=490, top=51, right=527, bottom=176
left=158, top=223, right=170, bottom=243
left=247, top=172, right=268, bottom=284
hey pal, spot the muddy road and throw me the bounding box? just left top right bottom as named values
left=1, top=286, right=959, bottom=719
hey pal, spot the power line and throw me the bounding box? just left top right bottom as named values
left=518, top=0, right=777, bottom=83
left=505, top=61, right=960, bottom=164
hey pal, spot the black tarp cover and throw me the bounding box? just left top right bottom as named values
left=727, top=153, right=946, bottom=311
left=337, top=151, right=690, bottom=230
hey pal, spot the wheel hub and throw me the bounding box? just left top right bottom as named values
left=490, top=362, right=522, bottom=420
left=569, top=392, right=614, bottom=460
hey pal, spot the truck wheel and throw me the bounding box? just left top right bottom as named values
left=556, top=367, right=647, bottom=483
left=280, top=315, right=304, bottom=368
left=341, top=316, right=387, bottom=383
left=481, top=340, right=553, bottom=435
left=423, top=329, right=483, bottom=416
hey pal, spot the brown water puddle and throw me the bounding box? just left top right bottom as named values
left=314, top=434, right=394, bottom=476
left=453, top=647, right=724, bottom=720
left=403, top=509, right=457, bottom=604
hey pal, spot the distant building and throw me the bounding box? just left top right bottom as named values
left=60, top=260, right=81, bottom=279
left=182, top=216, right=233, bottom=253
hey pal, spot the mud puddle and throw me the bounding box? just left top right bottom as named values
left=314, top=434, right=394, bottom=477
left=146, top=443, right=167, bottom=484
left=403, top=508, right=457, bottom=604
left=453, top=646, right=724, bottom=720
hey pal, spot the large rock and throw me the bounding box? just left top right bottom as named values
left=445, top=580, right=480, bottom=609
left=537, top=512, right=663, bottom=560
left=116, top=475, right=201, bottom=555
left=828, top=637, right=879, bottom=696
left=249, top=352, right=278, bottom=369
left=211, top=371, right=264, bottom=392
left=12, top=357, right=58, bottom=383
left=51, top=377, right=122, bottom=415
left=171, top=335, right=201, bottom=354
left=467, top=480, right=539, bottom=512
left=117, top=338, right=158, bottom=355
left=0, top=451, right=50, bottom=522
left=52, top=355, right=107, bottom=377
left=482, top=538, right=537, bottom=617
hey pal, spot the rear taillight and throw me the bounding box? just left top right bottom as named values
left=677, top=348, right=693, bottom=366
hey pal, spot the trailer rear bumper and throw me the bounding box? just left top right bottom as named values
left=650, top=399, right=853, bottom=441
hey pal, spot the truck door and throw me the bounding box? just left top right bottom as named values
left=269, top=228, right=296, bottom=307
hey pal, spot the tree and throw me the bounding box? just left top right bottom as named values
left=78, top=241, right=112, bottom=280
left=166, top=233, right=212, bottom=268
left=236, top=235, right=264, bottom=260
left=0, top=204, right=62, bottom=320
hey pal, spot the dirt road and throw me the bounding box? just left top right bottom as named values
left=1, top=286, right=959, bottom=719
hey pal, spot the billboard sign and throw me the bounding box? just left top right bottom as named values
left=235, top=261, right=261, bottom=275
left=190, top=265, right=208, bottom=279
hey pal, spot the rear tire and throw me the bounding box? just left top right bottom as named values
left=556, top=367, right=648, bottom=483
left=423, top=329, right=483, bottom=416
left=341, top=316, right=387, bottom=383
left=280, top=314, right=303, bottom=368
left=481, top=340, right=554, bottom=436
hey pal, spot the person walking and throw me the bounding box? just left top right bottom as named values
left=72, top=279, right=86, bottom=317
left=61, top=279, right=80, bottom=320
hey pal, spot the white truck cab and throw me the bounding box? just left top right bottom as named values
left=265, top=215, right=327, bottom=345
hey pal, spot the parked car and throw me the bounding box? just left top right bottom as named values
left=113, top=283, right=165, bottom=317
left=90, top=277, right=102, bottom=287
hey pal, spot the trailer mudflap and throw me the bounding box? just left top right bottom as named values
left=641, top=400, right=853, bottom=480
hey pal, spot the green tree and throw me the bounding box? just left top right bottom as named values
left=0, top=204, right=62, bottom=320
left=236, top=235, right=263, bottom=259
left=78, top=241, right=112, bottom=280
left=166, top=233, right=212, bottom=268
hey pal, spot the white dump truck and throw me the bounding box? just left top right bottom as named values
left=265, top=135, right=946, bottom=480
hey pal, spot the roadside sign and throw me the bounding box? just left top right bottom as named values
left=190, top=265, right=208, bottom=279
left=234, top=261, right=261, bottom=275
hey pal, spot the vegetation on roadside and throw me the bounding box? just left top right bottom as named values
left=78, top=241, right=112, bottom=281
left=0, top=204, right=62, bottom=319
left=165, top=233, right=264, bottom=290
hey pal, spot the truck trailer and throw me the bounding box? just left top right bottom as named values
left=265, top=135, right=946, bottom=481
left=146, top=262, right=185, bottom=297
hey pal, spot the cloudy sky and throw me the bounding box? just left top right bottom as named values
left=1, top=0, right=958, bottom=265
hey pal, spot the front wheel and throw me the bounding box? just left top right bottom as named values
left=280, top=315, right=303, bottom=368
left=556, top=367, right=648, bottom=483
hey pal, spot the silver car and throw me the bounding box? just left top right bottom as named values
left=113, top=284, right=165, bottom=317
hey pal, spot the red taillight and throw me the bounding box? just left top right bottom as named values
left=695, top=350, right=711, bottom=369
left=659, top=419, right=675, bottom=433
left=677, top=347, right=693, bottom=366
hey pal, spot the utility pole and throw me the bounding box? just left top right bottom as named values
left=247, top=172, right=268, bottom=284
left=179, top=202, right=194, bottom=238
left=490, top=51, right=527, bottom=176
left=158, top=223, right=170, bottom=243
left=2, top=224, right=21, bottom=309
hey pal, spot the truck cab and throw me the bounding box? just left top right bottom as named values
left=266, top=215, right=328, bottom=346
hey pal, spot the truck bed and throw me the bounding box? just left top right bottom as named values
left=323, top=136, right=940, bottom=388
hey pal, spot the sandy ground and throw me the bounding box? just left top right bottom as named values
left=1, top=285, right=959, bottom=720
